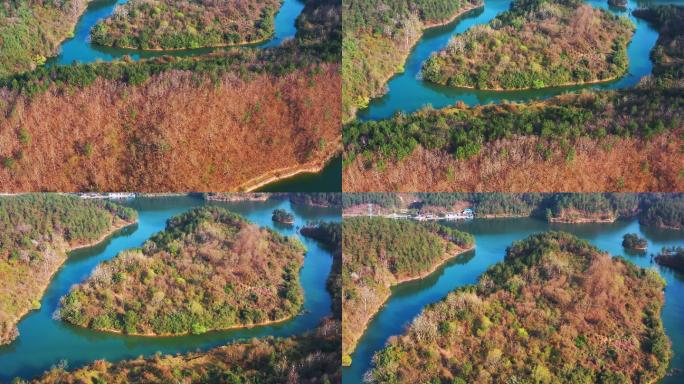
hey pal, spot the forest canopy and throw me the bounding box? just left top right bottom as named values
left=342, top=216, right=474, bottom=362
left=90, top=0, right=282, bottom=50
left=0, top=194, right=136, bottom=346
left=369, top=232, right=670, bottom=383
left=423, top=0, right=634, bottom=89
left=59, top=206, right=306, bottom=336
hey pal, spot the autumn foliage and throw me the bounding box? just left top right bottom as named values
left=0, top=194, right=136, bottom=346
left=369, top=232, right=670, bottom=383
left=341, top=216, right=474, bottom=362
left=59, top=206, right=306, bottom=335
left=0, top=61, right=340, bottom=191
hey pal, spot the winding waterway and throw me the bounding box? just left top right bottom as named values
left=0, top=195, right=340, bottom=382
left=342, top=217, right=684, bottom=383
left=358, top=0, right=683, bottom=121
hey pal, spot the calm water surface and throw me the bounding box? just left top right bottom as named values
left=342, top=218, right=684, bottom=383
left=46, top=0, right=304, bottom=65
left=358, top=0, right=684, bottom=120
left=0, top=195, right=340, bottom=381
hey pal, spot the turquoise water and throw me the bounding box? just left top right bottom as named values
left=358, top=0, right=683, bottom=120
left=46, top=0, right=305, bottom=65
left=0, top=195, right=340, bottom=382
left=342, top=217, right=684, bottom=383
left=257, top=156, right=342, bottom=193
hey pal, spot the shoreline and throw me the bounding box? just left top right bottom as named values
left=1, top=218, right=137, bottom=346
left=345, top=243, right=475, bottom=360
left=428, top=73, right=623, bottom=92
left=239, top=150, right=340, bottom=192
left=70, top=312, right=298, bottom=338
left=347, top=3, right=484, bottom=122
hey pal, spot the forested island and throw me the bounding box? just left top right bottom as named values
left=31, top=214, right=343, bottom=384
left=59, top=207, right=305, bottom=336
left=0, top=0, right=341, bottom=192
left=0, top=194, right=137, bottom=346
left=91, top=0, right=281, bottom=50
left=272, top=208, right=295, bottom=224
left=622, top=233, right=648, bottom=250
left=655, top=247, right=684, bottom=273
left=0, top=0, right=89, bottom=76
left=342, top=216, right=474, bottom=366
left=342, top=0, right=483, bottom=121
left=423, top=0, right=633, bottom=89
left=343, top=192, right=684, bottom=229
left=368, top=232, right=671, bottom=383
left=343, top=4, right=684, bottom=192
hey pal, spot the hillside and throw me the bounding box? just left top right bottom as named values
left=343, top=88, right=684, bottom=192
left=369, top=232, right=670, bottom=383
left=343, top=5, right=684, bottom=192
left=0, top=194, right=137, bottom=345
left=0, top=0, right=89, bottom=76
left=423, top=0, right=634, bottom=89
left=0, top=0, right=341, bottom=192
left=342, top=0, right=483, bottom=121
left=342, top=216, right=474, bottom=363
left=59, top=206, right=306, bottom=335
left=91, top=0, right=281, bottom=50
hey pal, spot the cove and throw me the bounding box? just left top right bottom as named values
left=257, top=156, right=343, bottom=193
left=45, top=0, right=305, bottom=65
left=342, top=217, right=684, bottom=383
left=0, top=195, right=340, bottom=382
left=357, top=0, right=681, bottom=121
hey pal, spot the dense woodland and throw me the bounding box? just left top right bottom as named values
left=59, top=207, right=306, bottom=335
left=343, top=193, right=684, bottom=229
left=32, top=317, right=341, bottom=384
left=655, top=246, right=684, bottom=273
left=91, top=0, right=281, bottom=49
left=342, top=0, right=482, bottom=120
left=272, top=208, right=295, bottom=224
left=0, top=0, right=89, bottom=76
left=343, top=4, right=684, bottom=192
left=423, top=0, right=633, bottom=89
left=0, top=194, right=136, bottom=346
left=289, top=192, right=342, bottom=208
left=342, top=216, right=474, bottom=364
left=369, top=232, right=670, bottom=383
left=622, top=233, right=648, bottom=250
left=0, top=0, right=341, bottom=191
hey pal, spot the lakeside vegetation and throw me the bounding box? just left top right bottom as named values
left=272, top=208, right=295, bottom=224
left=368, top=232, right=670, bottom=383
left=655, top=246, right=684, bottom=274
left=343, top=193, right=684, bottom=229
left=32, top=317, right=341, bottom=384
left=0, top=194, right=136, bottom=345
left=0, top=0, right=340, bottom=191
left=59, top=207, right=306, bottom=335
left=343, top=4, right=684, bottom=192
left=623, top=233, right=648, bottom=250
left=423, top=0, right=634, bottom=89
left=289, top=192, right=342, bottom=208
left=0, top=0, right=89, bottom=76
left=91, top=0, right=281, bottom=50
left=342, top=0, right=482, bottom=120
left=342, top=216, right=474, bottom=364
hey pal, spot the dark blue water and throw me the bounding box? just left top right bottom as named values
left=0, top=195, right=340, bottom=382
left=358, top=0, right=682, bottom=120
left=343, top=218, right=684, bottom=384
